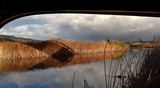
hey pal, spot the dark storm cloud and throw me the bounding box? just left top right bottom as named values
left=1, top=14, right=160, bottom=42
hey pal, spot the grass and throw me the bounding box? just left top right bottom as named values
left=8, top=39, right=160, bottom=87
left=124, top=46, right=160, bottom=88
left=2, top=39, right=157, bottom=88
left=23, top=41, right=75, bottom=56
left=0, top=42, right=48, bottom=59
left=50, top=40, right=128, bottom=54
left=3, top=39, right=158, bottom=87
left=0, top=40, right=128, bottom=72
left=69, top=40, right=129, bottom=88
left=73, top=38, right=160, bottom=88
left=130, top=42, right=160, bottom=49
left=119, top=37, right=160, bottom=88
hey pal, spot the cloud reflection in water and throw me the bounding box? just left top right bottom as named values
left=0, top=60, right=120, bottom=88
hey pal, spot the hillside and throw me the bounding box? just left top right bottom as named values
left=0, top=35, right=42, bottom=42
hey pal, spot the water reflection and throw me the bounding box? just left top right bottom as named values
left=0, top=57, right=47, bottom=72
left=0, top=60, right=120, bottom=88
left=0, top=51, right=128, bottom=88
left=0, top=52, right=125, bottom=72
left=31, top=52, right=124, bottom=70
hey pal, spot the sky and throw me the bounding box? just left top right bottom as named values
left=1, top=14, right=160, bottom=42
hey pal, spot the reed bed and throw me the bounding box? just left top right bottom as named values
left=74, top=38, right=160, bottom=88
left=0, top=42, right=48, bottom=59
left=119, top=37, right=160, bottom=88
left=24, top=41, right=74, bottom=56
left=130, top=42, right=160, bottom=49
left=122, top=44, right=160, bottom=88
left=68, top=40, right=129, bottom=88
left=50, top=40, right=128, bottom=54
left=0, top=42, right=50, bottom=72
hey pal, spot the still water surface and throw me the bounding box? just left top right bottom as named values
left=0, top=51, right=144, bottom=88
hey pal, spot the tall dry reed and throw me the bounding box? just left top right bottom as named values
left=121, top=37, right=160, bottom=88
left=51, top=40, right=128, bottom=54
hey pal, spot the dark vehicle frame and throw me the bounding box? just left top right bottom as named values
left=0, top=0, right=160, bottom=28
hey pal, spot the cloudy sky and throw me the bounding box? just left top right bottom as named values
left=1, top=14, right=160, bottom=42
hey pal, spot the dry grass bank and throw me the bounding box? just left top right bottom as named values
left=130, top=42, right=160, bottom=49
left=0, top=42, right=48, bottom=59
left=24, top=41, right=74, bottom=56
left=0, top=42, right=50, bottom=72
left=0, top=40, right=128, bottom=72
left=51, top=40, right=129, bottom=54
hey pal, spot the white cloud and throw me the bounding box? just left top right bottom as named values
left=1, top=14, right=160, bottom=41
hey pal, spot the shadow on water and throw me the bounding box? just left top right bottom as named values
left=51, top=47, right=74, bottom=63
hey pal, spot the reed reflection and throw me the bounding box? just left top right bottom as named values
left=0, top=51, right=126, bottom=72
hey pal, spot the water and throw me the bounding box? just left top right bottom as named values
left=0, top=51, right=145, bottom=88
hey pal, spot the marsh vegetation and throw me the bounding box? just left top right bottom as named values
left=0, top=36, right=159, bottom=88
